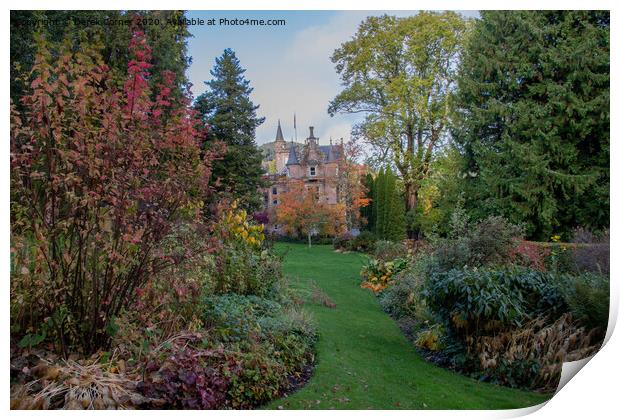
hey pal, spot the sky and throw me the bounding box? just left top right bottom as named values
left=185, top=10, right=479, bottom=146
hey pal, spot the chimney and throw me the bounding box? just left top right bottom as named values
left=309, top=126, right=315, bottom=138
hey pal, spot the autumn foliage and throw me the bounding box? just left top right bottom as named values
left=10, top=31, right=213, bottom=354
left=274, top=180, right=346, bottom=244
left=337, top=138, right=371, bottom=230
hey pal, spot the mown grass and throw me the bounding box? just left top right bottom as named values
left=266, top=243, right=551, bottom=410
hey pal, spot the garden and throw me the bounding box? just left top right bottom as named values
left=336, top=217, right=610, bottom=392
left=9, top=9, right=609, bottom=410
left=9, top=25, right=316, bottom=409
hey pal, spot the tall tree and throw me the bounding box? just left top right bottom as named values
left=453, top=11, right=609, bottom=239
left=329, top=12, right=469, bottom=237
left=194, top=49, right=266, bottom=211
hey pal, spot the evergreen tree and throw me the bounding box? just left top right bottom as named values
left=361, top=173, right=376, bottom=231
left=454, top=11, right=609, bottom=239
left=387, top=184, right=407, bottom=242
left=373, top=168, right=406, bottom=241
left=194, top=49, right=266, bottom=211
left=374, top=168, right=386, bottom=237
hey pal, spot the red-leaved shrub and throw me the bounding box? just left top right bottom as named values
left=10, top=30, right=215, bottom=354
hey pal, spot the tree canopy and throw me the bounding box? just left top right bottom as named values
left=329, top=11, right=469, bottom=237
left=453, top=11, right=610, bottom=239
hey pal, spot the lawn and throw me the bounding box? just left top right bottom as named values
left=266, top=243, right=551, bottom=410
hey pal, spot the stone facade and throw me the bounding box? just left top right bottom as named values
left=262, top=123, right=343, bottom=213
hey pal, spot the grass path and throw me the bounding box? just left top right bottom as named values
left=266, top=243, right=550, bottom=410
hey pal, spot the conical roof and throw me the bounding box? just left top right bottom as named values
left=286, top=145, right=300, bottom=165
left=275, top=119, right=284, bottom=142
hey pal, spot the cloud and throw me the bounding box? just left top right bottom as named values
left=249, top=11, right=372, bottom=144
left=187, top=11, right=478, bottom=146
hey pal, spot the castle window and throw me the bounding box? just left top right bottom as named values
left=309, top=166, right=316, bottom=176
left=272, top=199, right=278, bottom=205
left=272, top=187, right=277, bottom=195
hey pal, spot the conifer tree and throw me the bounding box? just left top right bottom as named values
left=387, top=179, right=407, bottom=241
left=194, top=49, right=266, bottom=211
left=361, top=173, right=376, bottom=231
left=374, top=168, right=387, bottom=237
left=454, top=11, right=609, bottom=239
left=373, top=168, right=406, bottom=241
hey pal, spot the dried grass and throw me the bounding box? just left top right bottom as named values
left=475, top=313, right=601, bottom=391
left=10, top=356, right=150, bottom=409
left=309, top=281, right=337, bottom=309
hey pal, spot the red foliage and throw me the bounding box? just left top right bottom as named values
left=10, top=30, right=215, bottom=353
left=509, top=240, right=551, bottom=271
left=251, top=211, right=270, bottom=226
left=137, top=342, right=233, bottom=409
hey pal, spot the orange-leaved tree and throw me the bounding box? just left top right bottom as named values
left=337, top=138, right=371, bottom=230
left=275, top=180, right=346, bottom=246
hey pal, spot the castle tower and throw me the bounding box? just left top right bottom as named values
left=274, top=120, right=288, bottom=173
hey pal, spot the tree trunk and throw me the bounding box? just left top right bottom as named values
left=405, top=182, right=419, bottom=239
left=308, top=233, right=312, bottom=248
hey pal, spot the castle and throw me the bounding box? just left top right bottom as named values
left=262, top=121, right=344, bottom=210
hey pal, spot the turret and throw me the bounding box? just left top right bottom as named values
left=274, top=120, right=288, bottom=173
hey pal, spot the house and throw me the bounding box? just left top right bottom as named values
left=262, top=121, right=344, bottom=211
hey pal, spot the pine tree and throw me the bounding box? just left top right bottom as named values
left=454, top=11, right=609, bottom=239
left=194, top=49, right=266, bottom=211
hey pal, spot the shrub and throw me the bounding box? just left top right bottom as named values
left=351, top=231, right=377, bottom=252
left=10, top=31, right=213, bottom=354
left=197, top=292, right=316, bottom=408
left=211, top=245, right=283, bottom=297
left=379, top=263, right=426, bottom=319
left=202, top=294, right=281, bottom=342
left=571, top=229, right=610, bottom=275
left=137, top=346, right=230, bottom=409
left=509, top=240, right=550, bottom=271
left=425, top=267, right=567, bottom=338
left=561, top=272, right=609, bottom=335
left=333, top=232, right=354, bottom=251
left=572, top=243, right=610, bottom=275
left=433, top=216, right=522, bottom=271
left=475, top=314, right=601, bottom=391
left=360, top=258, right=408, bottom=293
left=372, top=240, right=407, bottom=262
left=415, top=324, right=445, bottom=351
left=227, top=348, right=287, bottom=408
left=252, top=211, right=270, bottom=225
left=467, top=216, right=523, bottom=265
